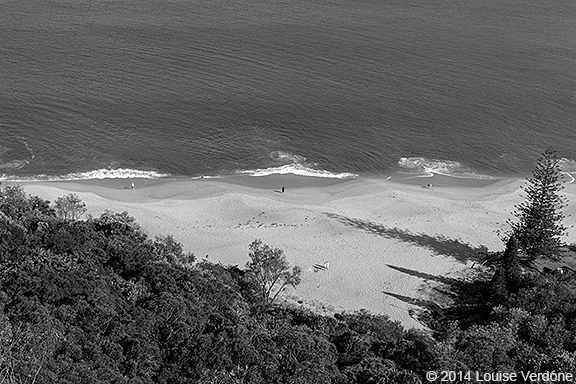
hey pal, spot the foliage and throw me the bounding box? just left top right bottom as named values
left=489, top=236, right=522, bottom=305
left=0, top=184, right=54, bottom=222
left=0, top=187, right=439, bottom=383
left=54, top=193, right=87, bottom=220
left=433, top=250, right=576, bottom=379
left=3, top=171, right=576, bottom=383
left=509, top=148, right=568, bottom=263
left=436, top=295, right=576, bottom=376
left=245, top=239, right=302, bottom=305
left=152, top=234, right=195, bottom=265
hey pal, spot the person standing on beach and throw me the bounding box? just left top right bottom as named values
left=282, top=187, right=285, bottom=193
left=131, top=182, right=135, bottom=189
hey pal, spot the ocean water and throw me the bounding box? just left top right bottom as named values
left=1, top=0, right=576, bottom=181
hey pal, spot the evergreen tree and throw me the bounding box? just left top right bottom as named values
left=503, top=235, right=522, bottom=294
left=509, top=148, right=568, bottom=264
left=489, top=267, right=508, bottom=305
left=490, top=236, right=523, bottom=304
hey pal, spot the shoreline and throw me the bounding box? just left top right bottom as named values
left=12, top=173, right=519, bottom=209
left=11, top=171, right=514, bottom=192
left=15, top=173, right=576, bottom=329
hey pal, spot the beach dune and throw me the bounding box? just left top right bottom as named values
left=20, top=175, right=576, bottom=329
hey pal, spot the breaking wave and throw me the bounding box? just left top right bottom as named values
left=0, top=160, right=29, bottom=170
left=236, top=164, right=358, bottom=179
left=398, top=157, right=495, bottom=179
left=559, top=158, right=576, bottom=172
left=234, top=150, right=359, bottom=178
left=559, top=158, right=576, bottom=184
left=0, top=168, right=170, bottom=182
left=268, top=150, right=307, bottom=164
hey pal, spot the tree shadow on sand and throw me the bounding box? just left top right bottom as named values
left=383, top=265, right=493, bottom=332
left=385, top=264, right=456, bottom=285
left=382, top=291, right=443, bottom=315
left=324, top=212, right=487, bottom=264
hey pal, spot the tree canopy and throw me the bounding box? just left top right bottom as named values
left=0, top=185, right=434, bottom=383
left=54, top=193, right=87, bottom=220
left=509, top=148, right=568, bottom=263
left=246, top=239, right=302, bottom=305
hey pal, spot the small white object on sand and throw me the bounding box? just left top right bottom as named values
left=313, top=261, right=330, bottom=272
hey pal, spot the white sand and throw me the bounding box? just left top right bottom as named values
left=19, top=175, right=576, bottom=329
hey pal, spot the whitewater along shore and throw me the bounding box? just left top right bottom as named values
left=19, top=174, right=576, bottom=329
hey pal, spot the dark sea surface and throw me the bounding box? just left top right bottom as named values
left=1, top=0, right=576, bottom=181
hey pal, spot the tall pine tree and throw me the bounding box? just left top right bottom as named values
left=489, top=236, right=522, bottom=304
left=509, top=148, right=568, bottom=264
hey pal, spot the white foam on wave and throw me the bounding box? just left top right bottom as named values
left=398, top=157, right=495, bottom=179
left=0, top=168, right=170, bottom=182
left=0, top=160, right=29, bottom=170
left=269, top=150, right=307, bottom=164
left=17, top=136, right=35, bottom=159
left=229, top=150, right=358, bottom=179
left=559, top=158, right=576, bottom=172
left=557, top=158, right=576, bottom=184
left=237, top=164, right=358, bottom=179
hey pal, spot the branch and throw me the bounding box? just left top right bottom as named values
left=270, top=280, right=291, bottom=304
left=264, top=273, right=284, bottom=301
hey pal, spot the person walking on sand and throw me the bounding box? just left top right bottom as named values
left=131, top=182, right=135, bottom=190
left=282, top=187, right=285, bottom=193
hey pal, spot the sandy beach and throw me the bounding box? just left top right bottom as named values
left=17, top=174, right=576, bottom=329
